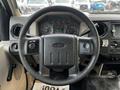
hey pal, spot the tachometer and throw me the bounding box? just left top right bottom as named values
left=40, top=22, right=53, bottom=35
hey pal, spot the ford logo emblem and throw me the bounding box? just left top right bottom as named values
left=52, top=43, right=64, bottom=48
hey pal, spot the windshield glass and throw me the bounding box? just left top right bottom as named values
left=28, top=0, right=47, bottom=4
left=55, top=0, right=70, bottom=3
left=76, top=0, right=89, bottom=3
left=16, top=0, right=120, bottom=15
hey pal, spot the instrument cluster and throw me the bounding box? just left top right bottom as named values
left=38, top=15, right=80, bottom=35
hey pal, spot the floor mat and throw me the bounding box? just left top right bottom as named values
left=71, top=77, right=120, bottom=90
left=86, top=77, right=120, bottom=90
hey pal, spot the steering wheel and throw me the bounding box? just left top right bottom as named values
left=18, top=6, right=100, bottom=85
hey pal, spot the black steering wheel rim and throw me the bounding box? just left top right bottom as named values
left=18, top=6, right=100, bottom=85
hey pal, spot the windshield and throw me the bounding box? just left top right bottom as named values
left=76, top=0, right=89, bottom=3
left=55, top=0, right=70, bottom=3
left=16, top=0, right=120, bottom=15
left=28, top=0, right=47, bottom=4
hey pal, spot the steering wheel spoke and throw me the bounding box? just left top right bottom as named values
left=69, top=64, right=80, bottom=75
left=78, top=37, right=94, bottom=55
left=23, top=37, right=40, bottom=55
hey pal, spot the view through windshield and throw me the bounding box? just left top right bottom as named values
left=16, top=0, right=120, bottom=15
left=27, top=0, right=48, bottom=4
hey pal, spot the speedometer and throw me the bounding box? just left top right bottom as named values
left=53, top=19, right=65, bottom=33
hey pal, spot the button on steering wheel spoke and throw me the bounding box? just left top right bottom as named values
left=23, top=36, right=40, bottom=55
left=78, top=37, right=94, bottom=55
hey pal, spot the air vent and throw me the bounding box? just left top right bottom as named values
left=95, top=22, right=108, bottom=37
left=11, top=24, right=23, bottom=38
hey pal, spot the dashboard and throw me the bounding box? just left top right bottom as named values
left=9, top=14, right=120, bottom=63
